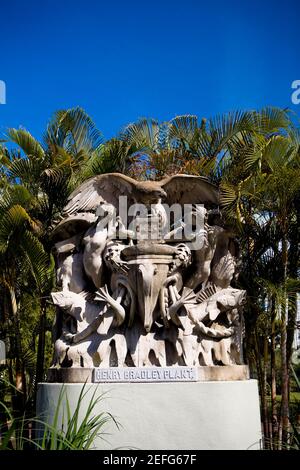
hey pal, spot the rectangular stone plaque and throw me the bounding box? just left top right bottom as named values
left=93, top=367, right=198, bottom=383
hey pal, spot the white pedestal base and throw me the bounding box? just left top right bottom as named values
left=37, top=380, right=262, bottom=450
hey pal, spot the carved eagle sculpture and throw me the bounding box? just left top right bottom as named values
left=53, top=173, right=219, bottom=240
left=63, top=173, right=219, bottom=215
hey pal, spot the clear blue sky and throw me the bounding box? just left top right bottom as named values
left=0, top=0, right=299, bottom=141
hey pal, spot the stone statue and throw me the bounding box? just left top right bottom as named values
left=50, top=173, right=246, bottom=370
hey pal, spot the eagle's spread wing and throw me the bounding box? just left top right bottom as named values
left=62, top=173, right=137, bottom=217
left=159, top=174, right=219, bottom=206
left=51, top=212, right=98, bottom=241
left=53, top=173, right=219, bottom=241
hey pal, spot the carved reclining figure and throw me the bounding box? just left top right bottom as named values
left=168, top=286, right=246, bottom=338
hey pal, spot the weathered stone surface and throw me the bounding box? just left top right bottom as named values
left=49, top=173, right=247, bottom=377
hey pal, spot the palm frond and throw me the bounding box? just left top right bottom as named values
left=87, top=139, right=138, bottom=176
left=168, top=115, right=198, bottom=145
left=20, top=231, right=55, bottom=293
left=7, top=129, right=45, bottom=159
left=0, top=185, right=34, bottom=214
left=44, top=107, right=103, bottom=155
left=251, top=107, right=291, bottom=134
left=120, top=117, right=159, bottom=150
left=0, top=204, right=40, bottom=253
left=8, top=156, right=46, bottom=189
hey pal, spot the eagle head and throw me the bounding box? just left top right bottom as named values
left=134, top=181, right=167, bottom=204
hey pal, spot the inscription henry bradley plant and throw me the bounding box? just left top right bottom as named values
left=94, top=366, right=197, bottom=382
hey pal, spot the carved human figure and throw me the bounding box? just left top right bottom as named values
left=82, top=203, right=135, bottom=289
left=210, top=233, right=239, bottom=288
left=56, top=252, right=88, bottom=293
left=81, top=203, right=115, bottom=289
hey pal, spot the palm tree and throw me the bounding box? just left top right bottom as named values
left=0, top=183, right=53, bottom=413
left=131, top=107, right=299, bottom=448
left=117, top=108, right=291, bottom=181
left=220, top=117, right=300, bottom=447
left=4, top=107, right=103, bottom=234
left=0, top=107, right=103, bottom=401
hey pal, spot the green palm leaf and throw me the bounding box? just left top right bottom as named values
left=44, top=107, right=103, bottom=154
left=0, top=204, right=40, bottom=253
left=168, top=115, right=198, bottom=144
left=120, top=117, right=159, bottom=150
left=7, top=128, right=45, bottom=159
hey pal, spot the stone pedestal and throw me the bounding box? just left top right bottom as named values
left=37, top=379, right=262, bottom=450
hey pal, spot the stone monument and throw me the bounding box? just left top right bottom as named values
left=37, top=173, right=262, bottom=450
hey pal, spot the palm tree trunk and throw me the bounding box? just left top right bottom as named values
left=286, top=204, right=299, bottom=366
left=254, top=328, right=267, bottom=446
left=9, top=287, right=26, bottom=415
left=35, top=298, right=47, bottom=389
left=270, top=296, right=278, bottom=449
left=280, top=235, right=289, bottom=446
left=263, top=334, right=270, bottom=448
